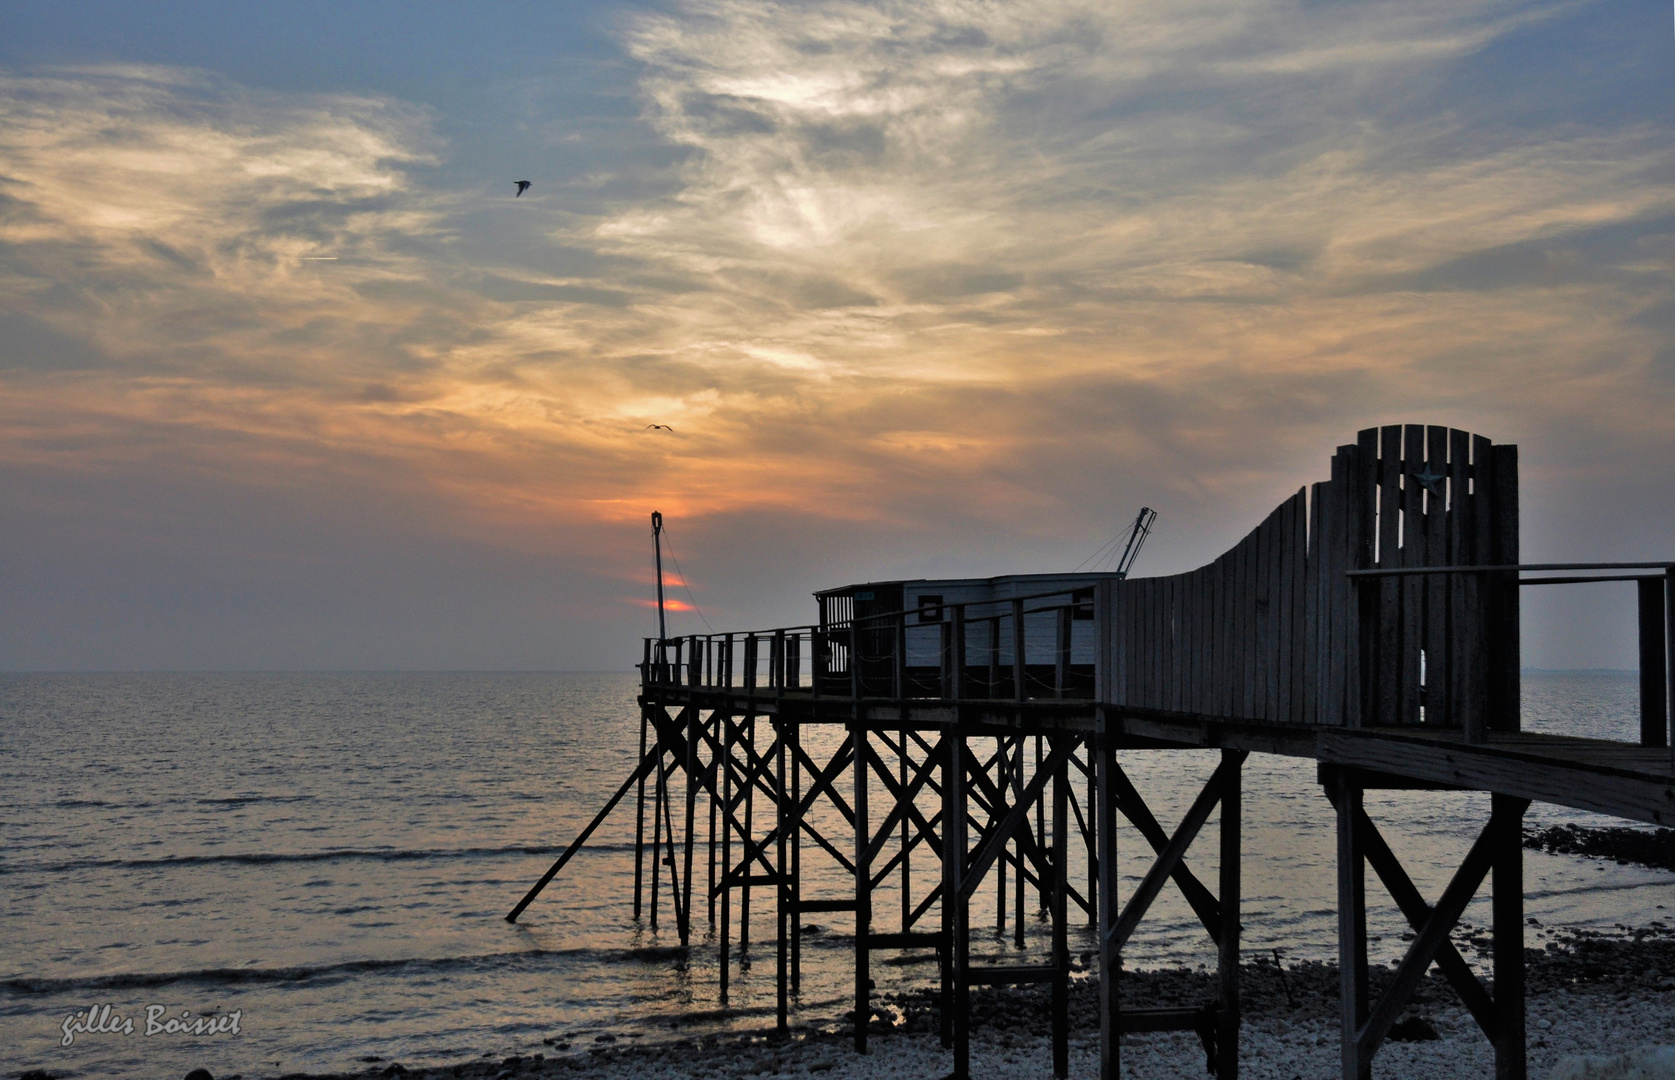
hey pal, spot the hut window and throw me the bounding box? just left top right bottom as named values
left=917, top=595, right=944, bottom=623
left=1072, top=587, right=1094, bottom=621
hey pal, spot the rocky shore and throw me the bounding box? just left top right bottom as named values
left=1525, top=824, right=1675, bottom=874
left=123, top=925, right=1675, bottom=1080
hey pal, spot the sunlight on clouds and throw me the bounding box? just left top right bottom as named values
left=3, top=0, right=1673, bottom=598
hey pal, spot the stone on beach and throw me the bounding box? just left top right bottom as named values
left=1548, top=1047, right=1675, bottom=1080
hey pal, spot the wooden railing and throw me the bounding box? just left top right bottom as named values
left=640, top=426, right=1673, bottom=747
left=641, top=587, right=1101, bottom=701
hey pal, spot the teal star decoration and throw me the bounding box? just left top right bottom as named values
left=1412, top=464, right=1446, bottom=496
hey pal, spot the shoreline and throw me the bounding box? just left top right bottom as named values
left=1525, top=824, right=1675, bottom=874
left=193, top=925, right=1675, bottom=1080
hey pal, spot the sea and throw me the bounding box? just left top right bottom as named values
left=3, top=671, right=1671, bottom=1078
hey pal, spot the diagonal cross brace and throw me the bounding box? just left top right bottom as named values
left=960, top=743, right=1051, bottom=880
left=1108, top=751, right=1247, bottom=951
left=1110, top=762, right=1223, bottom=944
left=957, top=736, right=1077, bottom=905
left=871, top=810, right=942, bottom=890
left=1354, top=797, right=1529, bottom=1062
left=506, top=745, right=661, bottom=922
left=1323, top=788, right=1498, bottom=1040
left=864, top=736, right=945, bottom=868
left=714, top=740, right=856, bottom=895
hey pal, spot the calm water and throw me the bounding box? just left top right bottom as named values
left=2, top=671, right=1671, bottom=1078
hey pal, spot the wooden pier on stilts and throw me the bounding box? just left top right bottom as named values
left=508, top=424, right=1675, bottom=1080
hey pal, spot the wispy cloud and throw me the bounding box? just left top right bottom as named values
left=2, top=0, right=1673, bottom=667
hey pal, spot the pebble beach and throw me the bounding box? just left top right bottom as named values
left=236, top=927, right=1675, bottom=1080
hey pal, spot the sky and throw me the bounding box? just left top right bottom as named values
left=1, top=0, right=1672, bottom=671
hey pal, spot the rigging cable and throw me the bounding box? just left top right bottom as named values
left=658, top=523, right=716, bottom=633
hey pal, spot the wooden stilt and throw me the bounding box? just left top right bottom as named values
left=998, top=737, right=1008, bottom=936
left=949, top=722, right=970, bottom=1079
left=854, top=720, right=870, bottom=1053
left=790, top=715, right=802, bottom=995
left=901, top=729, right=912, bottom=934
left=720, top=714, right=732, bottom=1004
left=1218, top=748, right=1241, bottom=1080
left=661, top=757, right=686, bottom=938
left=1035, top=735, right=1046, bottom=914
left=1492, top=793, right=1527, bottom=1080
left=651, top=745, right=664, bottom=932
left=1014, top=736, right=1026, bottom=950
left=505, top=747, right=659, bottom=923
left=741, top=707, right=756, bottom=957
left=1640, top=577, right=1669, bottom=748
left=777, top=715, right=789, bottom=1031
left=1095, top=729, right=1120, bottom=1080
left=682, top=708, right=698, bottom=947
left=708, top=712, right=717, bottom=927
left=1086, top=737, right=1098, bottom=929
left=634, top=707, right=649, bottom=920
left=1666, top=567, right=1675, bottom=771
left=1052, top=736, right=1070, bottom=1078
left=1335, top=770, right=1369, bottom=1080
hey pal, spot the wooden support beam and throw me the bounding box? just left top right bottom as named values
left=971, top=964, right=1058, bottom=985
left=902, top=730, right=914, bottom=934
left=1108, top=752, right=1246, bottom=951
left=1319, top=768, right=1497, bottom=1037
left=720, top=714, right=733, bottom=1004
left=1667, top=567, right=1674, bottom=773
left=1013, top=736, right=1027, bottom=949
left=1353, top=797, right=1529, bottom=1065
left=683, top=707, right=699, bottom=947
left=1109, top=763, right=1223, bottom=943
left=660, top=756, right=688, bottom=943
left=506, top=745, right=660, bottom=923
left=776, top=715, right=789, bottom=1032
left=945, top=724, right=969, bottom=1071
left=869, top=930, right=942, bottom=949
left=797, top=898, right=859, bottom=912
left=853, top=721, right=870, bottom=1054
left=1217, top=749, right=1241, bottom=1080
left=1640, top=577, right=1669, bottom=749
left=740, top=711, right=756, bottom=952
left=1317, top=730, right=1675, bottom=826
left=650, top=746, right=664, bottom=931
left=1052, top=737, right=1070, bottom=1078
left=1347, top=802, right=1497, bottom=1037
left=955, top=737, right=1076, bottom=905
left=790, top=712, right=801, bottom=993
left=863, top=737, right=946, bottom=869
left=1095, top=727, right=1120, bottom=1080
left=1085, top=738, right=1098, bottom=929
left=998, top=736, right=1010, bottom=935
left=1492, top=793, right=1527, bottom=1080
left=1013, top=598, right=1027, bottom=704
left=633, top=707, right=649, bottom=920
left=1335, top=769, right=1369, bottom=1080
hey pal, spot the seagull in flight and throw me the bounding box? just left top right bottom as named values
left=645, top=424, right=675, bottom=432
left=514, top=180, right=532, bottom=197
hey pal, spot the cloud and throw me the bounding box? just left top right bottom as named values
left=2, top=2, right=1673, bottom=667
left=565, top=0, right=1674, bottom=534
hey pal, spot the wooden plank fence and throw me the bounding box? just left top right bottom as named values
left=1103, top=425, right=1519, bottom=732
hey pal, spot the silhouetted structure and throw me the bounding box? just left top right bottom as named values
left=510, top=424, right=1674, bottom=1080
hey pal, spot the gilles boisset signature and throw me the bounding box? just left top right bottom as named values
left=61, top=1004, right=241, bottom=1046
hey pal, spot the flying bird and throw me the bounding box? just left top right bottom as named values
left=514, top=180, right=531, bottom=197
left=645, top=424, right=675, bottom=432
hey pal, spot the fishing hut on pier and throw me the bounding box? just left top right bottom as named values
left=510, top=424, right=1675, bottom=1080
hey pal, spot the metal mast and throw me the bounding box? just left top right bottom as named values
left=652, top=511, right=667, bottom=644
